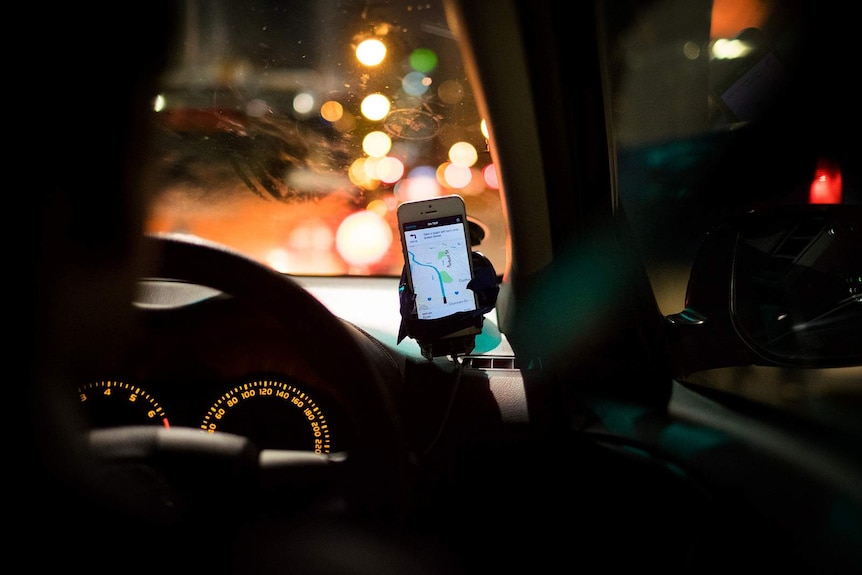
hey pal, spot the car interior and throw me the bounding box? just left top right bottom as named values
left=22, top=1, right=860, bottom=574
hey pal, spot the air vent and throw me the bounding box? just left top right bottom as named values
left=460, top=355, right=520, bottom=370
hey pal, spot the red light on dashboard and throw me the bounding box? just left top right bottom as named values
left=809, top=158, right=842, bottom=204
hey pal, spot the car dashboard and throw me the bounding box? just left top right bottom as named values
left=78, top=269, right=528, bottom=466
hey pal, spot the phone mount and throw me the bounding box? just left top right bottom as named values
left=397, top=251, right=499, bottom=360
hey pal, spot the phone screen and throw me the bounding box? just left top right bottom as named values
left=402, top=214, right=477, bottom=320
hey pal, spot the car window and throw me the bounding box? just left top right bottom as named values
left=144, top=0, right=507, bottom=277
left=603, top=0, right=859, bottom=318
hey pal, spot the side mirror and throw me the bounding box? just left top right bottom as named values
left=667, top=205, right=862, bottom=376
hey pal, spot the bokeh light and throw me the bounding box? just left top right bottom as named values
left=361, top=93, right=391, bottom=121
left=363, top=157, right=381, bottom=179
left=362, top=130, right=392, bottom=157
left=442, top=162, right=473, bottom=188
left=395, top=166, right=443, bottom=202
left=375, top=156, right=405, bottom=183
left=336, top=210, right=393, bottom=267
left=483, top=163, right=499, bottom=189
left=293, top=92, right=315, bottom=115
left=349, top=157, right=379, bottom=190
left=403, top=71, right=431, bottom=96
left=438, top=80, right=464, bottom=104
left=711, top=38, right=751, bottom=59
left=409, top=48, right=438, bottom=72
left=320, top=100, right=344, bottom=122
left=356, top=38, right=387, bottom=66
left=366, top=199, right=389, bottom=217
left=448, top=141, right=478, bottom=167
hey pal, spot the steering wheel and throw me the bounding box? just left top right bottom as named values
left=84, top=233, right=413, bottom=528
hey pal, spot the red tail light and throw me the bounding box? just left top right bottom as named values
left=809, top=157, right=843, bottom=204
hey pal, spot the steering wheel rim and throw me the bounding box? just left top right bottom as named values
left=88, top=232, right=413, bottom=524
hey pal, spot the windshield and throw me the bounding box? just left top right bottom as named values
left=143, top=0, right=859, bottom=335
left=145, top=0, right=506, bottom=276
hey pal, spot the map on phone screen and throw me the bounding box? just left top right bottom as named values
left=403, top=215, right=476, bottom=319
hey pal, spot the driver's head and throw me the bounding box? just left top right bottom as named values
left=21, top=2, right=178, bottom=556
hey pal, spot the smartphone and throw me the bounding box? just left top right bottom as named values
left=397, top=195, right=480, bottom=328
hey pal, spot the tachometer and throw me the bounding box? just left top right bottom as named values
left=78, top=380, right=170, bottom=428
left=201, top=379, right=333, bottom=453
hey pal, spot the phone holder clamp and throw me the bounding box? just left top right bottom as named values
left=397, top=251, right=499, bottom=360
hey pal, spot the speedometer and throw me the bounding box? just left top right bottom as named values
left=201, top=379, right=334, bottom=453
